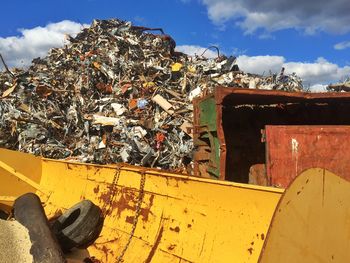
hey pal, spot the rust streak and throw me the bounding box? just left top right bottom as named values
left=112, top=188, right=137, bottom=217
left=101, top=245, right=109, bottom=262
left=322, top=169, right=326, bottom=207
left=98, top=187, right=117, bottom=215
left=94, top=238, right=119, bottom=245
left=139, top=194, right=155, bottom=222
left=158, top=248, right=194, bottom=263
left=93, top=185, right=100, bottom=194
left=170, top=226, right=180, bottom=233
left=168, top=244, right=176, bottom=251
left=199, top=233, right=206, bottom=256
left=100, top=188, right=155, bottom=221
left=125, top=216, right=134, bottom=224
left=145, top=226, right=164, bottom=263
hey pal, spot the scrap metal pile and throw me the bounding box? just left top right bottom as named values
left=327, top=78, right=350, bottom=92
left=0, top=19, right=304, bottom=172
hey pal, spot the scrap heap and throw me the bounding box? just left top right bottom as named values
left=327, top=78, right=350, bottom=92
left=0, top=19, right=304, bottom=172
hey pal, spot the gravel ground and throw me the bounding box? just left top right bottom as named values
left=0, top=219, right=33, bottom=263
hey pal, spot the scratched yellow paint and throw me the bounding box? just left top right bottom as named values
left=0, top=148, right=283, bottom=262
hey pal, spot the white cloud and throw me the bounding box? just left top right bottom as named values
left=334, top=41, right=350, bottom=50
left=178, top=45, right=350, bottom=89
left=309, top=84, right=327, bottom=92
left=176, top=45, right=219, bottom=58
left=0, top=20, right=88, bottom=68
left=236, top=55, right=284, bottom=75
left=200, top=0, right=350, bottom=34
left=283, top=57, right=350, bottom=84
left=238, top=55, right=350, bottom=86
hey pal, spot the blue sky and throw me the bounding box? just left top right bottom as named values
left=1, top=0, right=350, bottom=90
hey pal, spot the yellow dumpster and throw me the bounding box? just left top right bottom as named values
left=2, top=148, right=350, bottom=262
left=0, top=148, right=282, bottom=262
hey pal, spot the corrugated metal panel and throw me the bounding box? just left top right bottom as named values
left=265, top=125, right=350, bottom=188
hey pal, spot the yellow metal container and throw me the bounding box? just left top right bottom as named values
left=0, top=148, right=283, bottom=262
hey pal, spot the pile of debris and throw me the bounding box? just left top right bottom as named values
left=327, top=78, right=350, bottom=92
left=0, top=19, right=304, bottom=172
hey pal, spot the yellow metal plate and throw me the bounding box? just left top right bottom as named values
left=259, top=168, right=350, bottom=263
left=0, top=149, right=283, bottom=262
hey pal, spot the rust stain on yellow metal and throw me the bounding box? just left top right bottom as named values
left=259, top=168, right=350, bottom=263
left=0, top=149, right=283, bottom=262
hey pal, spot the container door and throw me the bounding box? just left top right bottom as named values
left=265, top=125, right=350, bottom=188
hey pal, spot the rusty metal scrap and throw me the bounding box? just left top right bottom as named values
left=0, top=19, right=304, bottom=172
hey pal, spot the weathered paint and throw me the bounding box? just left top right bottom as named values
left=259, top=168, right=350, bottom=262
left=0, top=148, right=282, bottom=262
left=265, top=125, right=350, bottom=188
left=193, top=96, right=221, bottom=179
left=193, top=87, right=350, bottom=181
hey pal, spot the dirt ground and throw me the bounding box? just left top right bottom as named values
left=0, top=219, right=33, bottom=263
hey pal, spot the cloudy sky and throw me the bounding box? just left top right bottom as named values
left=1, top=0, right=349, bottom=91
